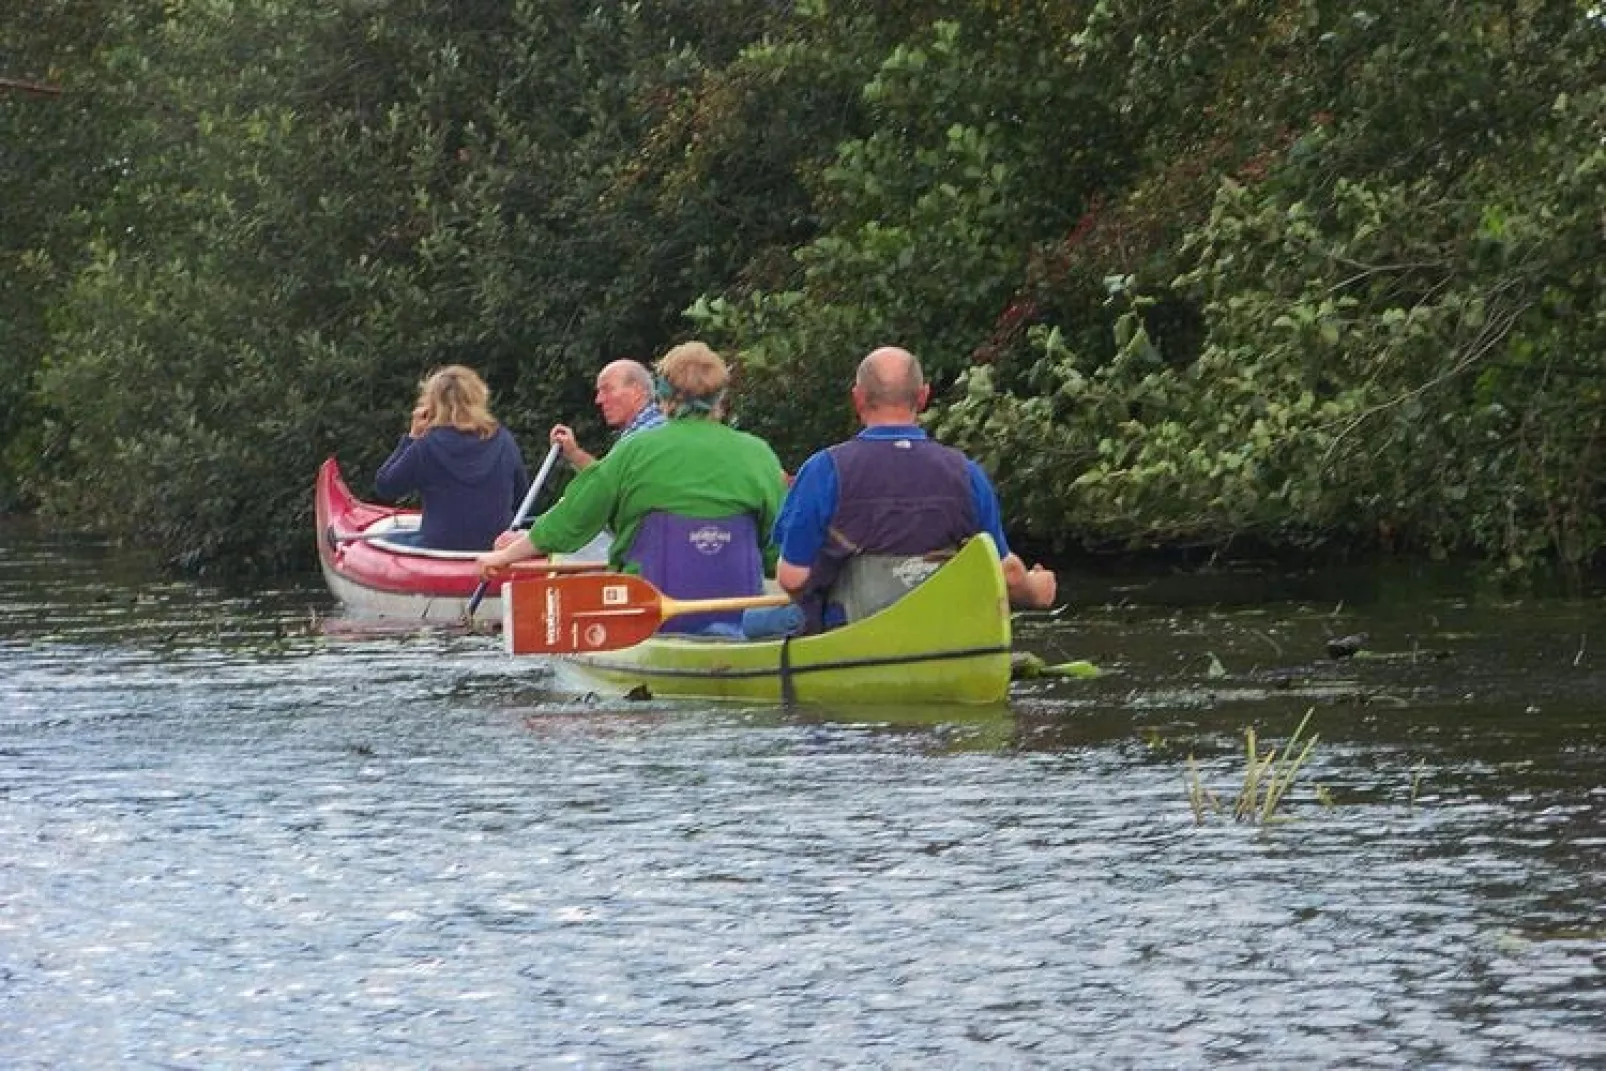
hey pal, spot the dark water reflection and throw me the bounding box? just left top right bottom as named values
left=1, top=518, right=1602, bottom=1068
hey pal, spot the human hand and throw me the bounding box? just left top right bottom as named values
left=1002, top=554, right=1056, bottom=610
left=549, top=424, right=581, bottom=459
left=477, top=543, right=519, bottom=579
left=1023, top=564, right=1057, bottom=609
left=408, top=405, right=431, bottom=439
left=478, top=538, right=547, bottom=579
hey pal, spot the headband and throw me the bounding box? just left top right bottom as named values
left=654, top=373, right=722, bottom=415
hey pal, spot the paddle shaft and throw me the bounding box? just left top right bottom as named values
left=330, top=527, right=406, bottom=546
left=464, top=442, right=562, bottom=620
left=328, top=535, right=605, bottom=571
left=499, top=559, right=606, bottom=577
left=661, top=592, right=792, bottom=619
left=513, top=442, right=564, bottom=531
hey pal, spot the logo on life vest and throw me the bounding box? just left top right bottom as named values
left=892, top=557, right=940, bottom=589
left=688, top=526, right=732, bottom=555
left=584, top=624, right=608, bottom=648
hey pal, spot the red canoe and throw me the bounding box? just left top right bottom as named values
left=315, top=457, right=497, bottom=623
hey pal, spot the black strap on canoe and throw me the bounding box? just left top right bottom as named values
left=779, top=635, right=797, bottom=706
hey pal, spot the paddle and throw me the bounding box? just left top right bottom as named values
left=502, top=571, right=791, bottom=655
left=327, top=535, right=606, bottom=567
left=462, top=442, right=562, bottom=622
left=500, top=559, right=607, bottom=577
left=328, top=526, right=410, bottom=547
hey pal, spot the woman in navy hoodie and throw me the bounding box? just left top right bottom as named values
left=375, top=365, right=530, bottom=551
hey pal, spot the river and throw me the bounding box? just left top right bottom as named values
left=2, top=518, right=1602, bottom=1068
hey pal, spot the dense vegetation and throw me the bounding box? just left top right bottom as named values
left=2, top=0, right=1602, bottom=574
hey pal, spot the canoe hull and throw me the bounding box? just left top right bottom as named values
left=315, top=457, right=498, bottom=623
left=558, top=536, right=1013, bottom=704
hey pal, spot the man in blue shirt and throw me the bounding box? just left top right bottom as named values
left=754, top=346, right=1055, bottom=635
left=548, top=359, right=666, bottom=470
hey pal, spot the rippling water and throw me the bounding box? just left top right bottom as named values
left=2, top=519, right=1602, bottom=1068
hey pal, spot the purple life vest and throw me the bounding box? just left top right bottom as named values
left=626, top=511, right=764, bottom=634
left=799, top=434, right=977, bottom=631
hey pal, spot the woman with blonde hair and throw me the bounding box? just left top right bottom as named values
left=375, top=365, right=529, bottom=551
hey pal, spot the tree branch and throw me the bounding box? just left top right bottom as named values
left=0, top=76, right=64, bottom=98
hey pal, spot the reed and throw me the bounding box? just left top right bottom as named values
left=1185, top=753, right=1220, bottom=823
left=1185, top=708, right=1320, bottom=825
left=1409, top=759, right=1426, bottom=812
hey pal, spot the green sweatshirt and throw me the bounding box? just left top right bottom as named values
left=526, top=416, right=788, bottom=572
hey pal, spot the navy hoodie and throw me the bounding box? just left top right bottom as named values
left=375, top=426, right=530, bottom=550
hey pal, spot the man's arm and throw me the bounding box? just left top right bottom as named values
left=1002, top=553, right=1057, bottom=609
left=966, top=460, right=1056, bottom=609
left=751, top=441, right=792, bottom=576
left=524, top=460, right=616, bottom=555
left=771, top=450, right=838, bottom=593
left=776, top=559, right=812, bottom=595
left=477, top=529, right=544, bottom=576
left=550, top=424, right=596, bottom=470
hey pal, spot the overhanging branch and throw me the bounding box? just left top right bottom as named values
left=0, top=76, right=64, bottom=98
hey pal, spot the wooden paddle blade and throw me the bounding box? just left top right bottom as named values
left=502, top=573, right=664, bottom=655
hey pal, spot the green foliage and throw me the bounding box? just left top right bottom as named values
left=0, top=1, right=120, bottom=511
left=694, top=5, right=1131, bottom=466
left=930, top=0, right=1606, bottom=564
left=18, top=0, right=802, bottom=569
left=3, top=0, right=1604, bottom=573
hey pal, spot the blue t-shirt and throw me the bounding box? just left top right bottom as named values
left=774, top=425, right=1010, bottom=567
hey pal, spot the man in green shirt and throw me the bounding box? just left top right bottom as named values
left=478, top=342, right=788, bottom=576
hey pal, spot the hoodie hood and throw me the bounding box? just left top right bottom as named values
left=420, top=427, right=513, bottom=486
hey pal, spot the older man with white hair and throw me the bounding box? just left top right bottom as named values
left=548, top=358, right=665, bottom=470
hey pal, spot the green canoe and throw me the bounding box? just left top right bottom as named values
left=556, top=534, right=1013, bottom=704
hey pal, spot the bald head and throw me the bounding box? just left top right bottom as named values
left=854, top=346, right=927, bottom=417
left=594, top=359, right=654, bottom=428
left=598, top=359, right=653, bottom=395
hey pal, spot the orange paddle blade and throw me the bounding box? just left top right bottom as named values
left=502, top=572, right=791, bottom=655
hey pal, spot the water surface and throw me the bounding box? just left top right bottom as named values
left=2, top=520, right=1602, bottom=1067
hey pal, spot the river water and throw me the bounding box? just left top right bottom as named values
left=2, top=519, right=1602, bottom=1068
